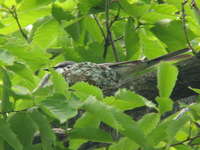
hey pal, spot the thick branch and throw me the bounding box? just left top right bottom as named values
left=123, top=56, right=200, bottom=100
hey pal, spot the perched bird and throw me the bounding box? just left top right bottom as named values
left=35, top=48, right=191, bottom=94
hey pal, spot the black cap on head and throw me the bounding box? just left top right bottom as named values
left=53, top=61, right=75, bottom=69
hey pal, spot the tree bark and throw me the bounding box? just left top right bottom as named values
left=122, top=56, right=200, bottom=101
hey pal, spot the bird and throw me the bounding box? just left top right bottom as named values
left=34, top=48, right=192, bottom=94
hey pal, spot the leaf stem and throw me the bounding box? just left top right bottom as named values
left=7, top=6, right=29, bottom=41
left=181, top=0, right=197, bottom=55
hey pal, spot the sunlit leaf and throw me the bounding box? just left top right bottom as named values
left=0, top=68, right=12, bottom=112
left=40, top=94, right=80, bottom=123
left=0, top=119, right=23, bottom=150
left=70, top=128, right=113, bottom=143
left=125, top=18, right=141, bottom=59
left=29, top=109, right=55, bottom=150
left=84, top=16, right=103, bottom=43
left=0, top=49, right=15, bottom=65
left=137, top=113, right=160, bottom=135
left=151, top=21, right=195, bottom=51
left=50, top=70, right=69, bottom=96
left=8, top=112, right=37, bottom=149
left=32, top=19, right=61, bottom=50
left=6, top=62, right=36, bottom=85
left=139, top=28, right=167, bottom=59
left=115, top=89, right=156, bottom=109
left=72, top=82, right=103, bottom=101
left=156, top=97, right=173, bottom=114
left=82, top=96, right=152, bottom=148
left=109, top=137, right=139, bottom=150
left=166, top=114, right=190, bottom=141
left=74, top=112, right=100, bottom=128
left=119, top=0, right=150, bottom=17
left=157, top=62, right=178, bottom=97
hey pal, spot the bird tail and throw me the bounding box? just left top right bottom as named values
left=116, top=48, right=192, bottom=80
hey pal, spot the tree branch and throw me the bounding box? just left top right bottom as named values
left=103, top=0, right=119, bottom=61
left=122, top=55, right=200, bottom=101
left=181, top=0, right=197, bottom=55
left=2, top=5, right=29, bottom=41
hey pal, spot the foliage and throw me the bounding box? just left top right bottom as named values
left=0, top=0, right=200, bottom=150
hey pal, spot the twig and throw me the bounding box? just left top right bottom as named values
left=188, top=121, right=192, bottom=139
left=108, top=32, right=119, bottom=61
left=103, top=0, right=111, bottom=59
left=6, top=6, right=28, bottom=41
left=170, top=135, right=200, bottom=146
left=93, top=13, right=123, bottom=46
left=93, top=14, right=106, bottom=40
left=109, top=4, right=120, bottom=28
left=0, top=109, right=28, bottom=115
left=112, top=36, right=123, bottom=43
left=103, top=0, right=119, bottom=61
left=181, top=0, right=197, bottom=55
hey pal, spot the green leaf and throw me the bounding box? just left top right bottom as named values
left=6, top=62, right=36, bottom=85
left=3, top=0, right=16, bottom=7
left=52, top=3, right=72, bottom=22
left=0, top=49, right=15, bottom=65
left=8, top=112, right=37, bottom=149
left=29, top=109, right=55, bottom=150
left=64, top=18, right=84, bottom=42
left=124, top=18, right=141, bottom=59
left=157, top=62, right=178, bottom=97
left=174, top=145, right=193, bottom=150
left=82, top=97, right=152, bottom=148
left=60, top=0, right=77, bottom=11
left=141, top=12, right=176, bottom=24
left=119, top=0, right=150, bottom=17
left=147, top=118, right=177, bottom=145
left=69, top=139, right=86, bottom=150
left=74, top=112, right=100, bottom=128
left=192, top=3, right=200, bottom=24
left=137, top=113, right=160, bottom=135
left=189, top=103, right=200, bottom=119
left=40, top=94, right=80, bottom=123
left=189, top=87, right=200, bottom=94
left=70, top=128, right=113, bottom=143
left=140, top=4, right=177, bottom=23
left=71, top=82, right=103, bottom=101
left=103, top=96, right=140, bottom=111
left=166, top=0, right=183, bottom=9
left=115, top=89, right=156, bottom=109
left=82, top=96, right=120, bottom=129
left=69, top=112, right=100, bottom=149
left=109, top=137, right=139, bottom=150
left=31, top=19, right=61, bottom=50
left=0, top=68, right=12, bottom=112
left=151, top=21, right=195, bottom=51
left=15, top=100, right=34, bottom=111
left=76, top=42, right=104, bottom=63
left=0, top=119, right=23, bottom=150
left=84, top=16, right=103, bottom=43
left=2, top=37, right=49, bottom=70
left=78, top=0, right=102, bottom=14
left=0, top=7, right=51, bottom=34
left=139, top=28, right=167, bottom=59
left=166, top=114, right=190, bottom=141
left=18, top=0, right=52, bottom=11
left=50, top=70, right=69, bottom=96
left=156, top=97, right=173, bottom=114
